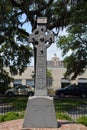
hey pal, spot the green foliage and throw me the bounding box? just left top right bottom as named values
left=3, top=97, right=28, bottom=108
left=48, top=88, right=55, bottom=95
left=31, top=69, right=53, bottom=78
left=0, top=70, right=13, bottom=94
left=0, top=0, right=87, bottom=81
left=0, top=112, right=23, bottom=122
left=47, top=69, right=52, bottom=78
left=57, top=1, right=87, bottom=79
left=0, top=70, right=13, bottom=89
left=0, top=85, right=11, bottom=95
left=54, top=98, right=87, bottom=113
left=0, top=97, right=87, bottom=125
left=56, top=113, right=72, bottom=121
left=0, top=0, right=33, bottom=78
left=77, top=116, right=87, bottom=126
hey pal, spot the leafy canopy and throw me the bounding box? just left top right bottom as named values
left=0, top=0, right=72, bottom=81
left=0, top=0, right=86, bottom=81
left=57, top=1, right=87, bottom=79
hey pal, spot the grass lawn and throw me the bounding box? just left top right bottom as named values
left=54, top=98, right=87, bottom=112
left=2, top=96, right=28, bottom=105
left=1, top=96, right=87, bottom=112
left=2, top=96, right=87, bottom=104
left=0, top=97, right=87, bottom=125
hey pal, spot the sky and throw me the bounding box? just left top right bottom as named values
left=47, top=28, right=67, bottom=61
left=29, top=42, right=63, bottom=66
left=22, top=16, right=66, bottom=66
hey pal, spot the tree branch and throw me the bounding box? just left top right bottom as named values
left=78, top=35, right=87, bottom=45
left=17, top=28, right=29, bottom=37
left=10, top=0, right=24, bottom=7
left=0, top=35, right=5, bottom=43
left=41, top=0, right=54, bottom=10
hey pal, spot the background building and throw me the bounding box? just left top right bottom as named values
left=47, top=53, right=64, bottom=67
left=3, top=54, right=87, bottom=90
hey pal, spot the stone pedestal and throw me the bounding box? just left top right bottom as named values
left=22, top=96, right=57, bottom=128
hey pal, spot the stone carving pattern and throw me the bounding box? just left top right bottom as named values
left=29, top=25, right=54, bottom=95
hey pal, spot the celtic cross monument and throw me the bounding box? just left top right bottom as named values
left=22, top=17, right=57, bottom=128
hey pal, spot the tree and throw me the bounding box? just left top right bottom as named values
left=0, top=0, right=85, bottom=81
left=0, top=0, right=33, bottom=76
left=57, top=1, right=87, bottom=80
left=0, top=0, right=72, bottom=79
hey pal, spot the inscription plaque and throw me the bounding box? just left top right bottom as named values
left=37, top=17, right=47, bottom=24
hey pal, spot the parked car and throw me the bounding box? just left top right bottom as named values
left=55, top=84, right=87, bottom=98
left=5, top=85, right=34, bottom=97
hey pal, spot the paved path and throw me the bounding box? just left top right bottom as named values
left=0, top=119, right=87, bottom=130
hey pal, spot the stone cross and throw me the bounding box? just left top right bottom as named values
left=29, top=17, right=54, bottom=96
left=23, top=17, right=57, bottom=128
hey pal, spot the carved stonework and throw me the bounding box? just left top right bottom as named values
left=29, top=22, right=54, bottom=96
left=23, top=17, right=57, bottom=128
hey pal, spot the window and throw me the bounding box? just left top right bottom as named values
left=26, top=79, right=34, bottom=87
left=47, top=77, right=53, bottom=87
left=78, top=78, right=87, bottom=87
left=13, top=79, right=22, bottom=87
left=61, top=78, right=71, bottom=88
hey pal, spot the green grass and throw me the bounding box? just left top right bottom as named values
left=1, top=97, right=87, bottom=113
left=56, top=112, right=72, bottom=121
left=3, top=97, right=87, bottom=105
left=3, top=97, right=28, bottom=105
left=0, top=97, right=87, bottom=124
left=0, top=97, right=28, bottom=112
left=77, top=116, right=87, bottom=126
left=0, top=112, right=24, bottom=122
left=54, top=98, right=87, bottom=112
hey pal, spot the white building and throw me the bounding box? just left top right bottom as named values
left=3, top=54, right=87, bottom=90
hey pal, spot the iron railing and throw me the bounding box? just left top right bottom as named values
left=0, top=98, right=87, bottom=121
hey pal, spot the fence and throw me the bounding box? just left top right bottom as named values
left=0, top=98, right=87, bottom=122
left=54, top=98, right=87, bottom=121
left=56, top=103, right=87, bottom=121
left=0, top=103, right=25, bottom=116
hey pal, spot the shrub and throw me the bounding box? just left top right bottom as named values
left=77, top=116, right=87, bottom=126
left=0, top=86, right=11, bottom=95
left=48, top=88, right=55, bottom=96
left=56, top=112, right=72, bottom=121
left=0, top=115, right=3, bottom=122
left=0, top=112, right=24, bottom=122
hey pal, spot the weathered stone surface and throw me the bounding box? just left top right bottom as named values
left=23, top=96, right=57, bottom=128
left=23, top=17, right=57, bottom=128
left=29, top=24, right=54, bottom=96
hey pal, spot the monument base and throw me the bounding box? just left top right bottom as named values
left=22, top=96, right=57, bottom=128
